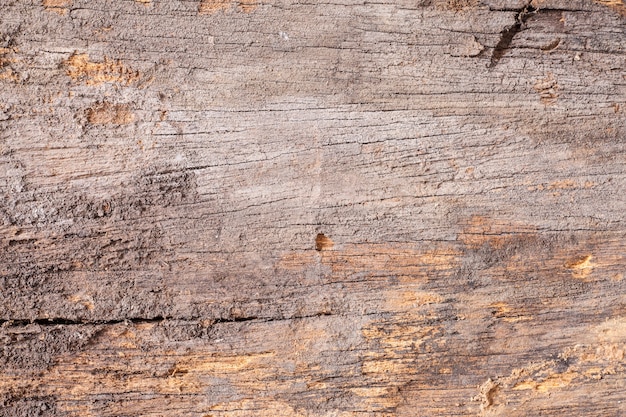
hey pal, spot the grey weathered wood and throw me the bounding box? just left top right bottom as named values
left=1, top=0, right=626, bottom=415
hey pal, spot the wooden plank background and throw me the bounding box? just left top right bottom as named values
left=1, top=0, right=625, bottom=415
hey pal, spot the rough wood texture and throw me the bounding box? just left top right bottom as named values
left=1, top=0, right=626, bottom=415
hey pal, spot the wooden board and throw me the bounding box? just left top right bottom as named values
left=1, top=0, right=626, bottom=415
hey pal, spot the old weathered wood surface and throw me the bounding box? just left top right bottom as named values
left=1, top=0, right=626, bottom=415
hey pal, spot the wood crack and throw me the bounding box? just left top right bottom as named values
left=488, top=1, right=537, bottom=68
left=0, top=316, right=169, bottom=327
left=0, top=312, right=335, bottom=328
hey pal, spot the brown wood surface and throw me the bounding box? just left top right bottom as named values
left=1, top=0, right=626, bottom=415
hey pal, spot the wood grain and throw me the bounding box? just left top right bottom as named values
left=1, top=0, right=625, bottom=415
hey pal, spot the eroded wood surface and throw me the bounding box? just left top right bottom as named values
left=1, top=0, right=626, bottom=415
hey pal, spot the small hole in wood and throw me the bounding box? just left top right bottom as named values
left=315, top=233, right=334, bottom=251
